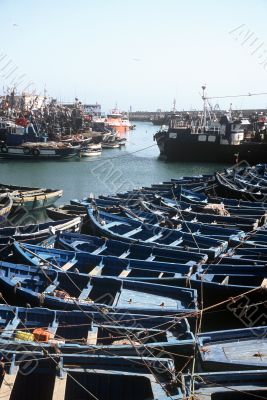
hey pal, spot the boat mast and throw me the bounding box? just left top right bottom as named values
left=172, top=98, right=176, bottom=113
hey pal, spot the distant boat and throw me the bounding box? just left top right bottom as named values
left=0, top=142, right=80, bottom=160
left=101, top=142, right=120, bottom=149
left=80, top=149, right=102, bottom=157
left=154, top=86, right=267, bottom=163
left=105, top=109, right=132, bottom=133
left=0, top=183, right=63, bottom=210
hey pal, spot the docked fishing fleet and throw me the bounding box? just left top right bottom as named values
left=0, top=161, right=267, bottom=398
left=0, top=90, right=133, bottom=160
left=154, top=86, right=267, bottom=163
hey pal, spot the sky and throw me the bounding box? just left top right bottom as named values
left=0, top=0, right=267, bottom=112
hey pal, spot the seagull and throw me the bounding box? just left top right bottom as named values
left=132, top=58, right=141, bottom=62
left=13, top=23, right=19, bottom=27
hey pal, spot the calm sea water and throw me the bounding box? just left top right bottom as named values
left=0, top=122, right=229, bottom=205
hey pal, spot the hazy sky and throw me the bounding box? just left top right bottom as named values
left=0, top=0, right=267, bottom=112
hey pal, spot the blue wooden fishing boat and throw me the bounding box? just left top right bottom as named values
left=86, top=206, right=228, bottom=259
left=159, top=194, right=266, bottom=222
left=0, top=217, right=81, bottom=251
left=214, top=165, right=267, bottom=200
left=88, top=194, right=260, bottom=232
left=88, top=200, right=245, bottom=242
left=12, top=241, right=196, bottom=279
left=56, top=231, right=208, bottom=265
left=231, top=247, right=267, bottom=262
left=80, top=195, right=244, bottom=234
left=1, top=353, right=181, bottom=400
left=0, top=261, right=198, bottom=316
left=197, top=326, right=267, bottom=371
left=0, top=305, right=194, bottom=366
left=94, top=187, right=266, bottom=225
left=181, top=370, right=267, bottom=399
left=12, top=242, right=267, bottom=327
left=122, top=266, right=267, bottom=320
left=136, top=198, right=257, bottom=232
left=46, top=204, right=86, bottom=221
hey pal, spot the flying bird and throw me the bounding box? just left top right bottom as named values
left=132, top=58, right=141, bottom=62
left=13, top=23, right=19, bottom=27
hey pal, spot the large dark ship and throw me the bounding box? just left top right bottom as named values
left=154, top=86, right=267, bottom=164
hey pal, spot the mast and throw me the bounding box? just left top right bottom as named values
left=201, top=85, right=207, bottom=129
left=172, top=98, right=176, bottom=113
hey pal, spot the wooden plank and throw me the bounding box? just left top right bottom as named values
left=78, top=285, right=92, bottom=301
left=52, top=377, right=67, bottom=400
left=118, top=250, right=130, bottom=259
left=123, top=227, right=142, bottom=238
left=145, top=255, right=155, bottom=261
left=169, top=238, right=183, bottom=246
left=0, top=373, right=17, bottom=399
left=221, top=276, right=229, bottom=285
left=91, top=245, right=107, bottom=255
left=1, top=317, right=20, bottom=339
left=61, top=260, right=77, bottom=271
left=88, top=265, right=103, bottom=276
left=87, top=326, right=98, bottom=345
left=118, top=269, right=131, bottom=278
left=144, top=232, right=163, bottom=243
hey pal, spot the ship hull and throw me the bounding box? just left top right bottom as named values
left=155, top=131, right=267, bottom=164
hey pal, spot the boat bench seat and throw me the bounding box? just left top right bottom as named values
left=1, top=317, right=20, bottom=338
left=104, top=221, right=123, bottom=229
left=61, top=259, right=77, bottom=271
left=79, top=284, right=93, bottom=301
left=145, top=255, right=155, bottom=261
left=48, top=320, right=59, bottom=336
left=10, top=277, right=22, bottom=285
left=89, top=265, right=103, bottom=276
left=118, top=269, right=131, bottom=278
left=46, top=282, right=59, bottom=293
left=91, top=245, right=107, bottom=255
left=169, top=238, right=183, bottom=246
left=118, top=250, right=130, bottom=259
left=122, top=227, right=143, bottom=238
left=87, top=326, right=98, bottom=345
left=144, top=232, right=163, bottom=243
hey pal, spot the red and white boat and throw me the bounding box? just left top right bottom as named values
left=105, top=109, right=131, bottom=133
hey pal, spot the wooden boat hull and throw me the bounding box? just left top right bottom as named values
left=56, top=231, right=208, bottom=265
left=0, top=195, right=13, bottom=222
left=0, top=183, right=63, bottom=210
left=46, top=205, right=86, bottom=221
left=0, top=262, right=198, bottom=316
left=86, top=207, right=228, bottom=259
left=0, top=354, right=181, bottom=400
left=181, top=370, right=267, bottom=399
left=198, top=326, right=267, bottom=371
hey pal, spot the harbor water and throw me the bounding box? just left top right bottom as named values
left=0, top=122, right=229, bottom=204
